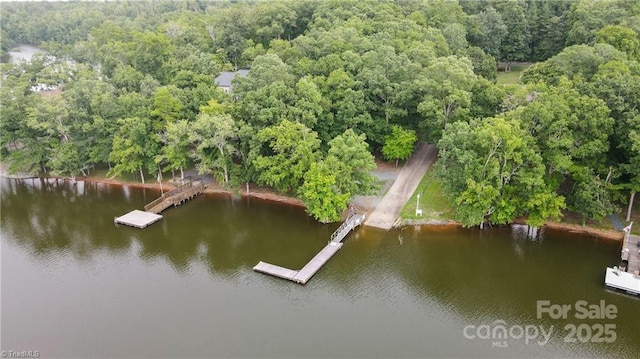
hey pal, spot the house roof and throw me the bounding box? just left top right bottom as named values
left=214, top=69, right=250, bottom=88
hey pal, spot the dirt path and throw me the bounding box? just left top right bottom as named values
left=365, top=142, right=437, bottom=229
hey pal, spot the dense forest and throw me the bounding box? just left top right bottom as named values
left=1, top=0, right=639, bottom=225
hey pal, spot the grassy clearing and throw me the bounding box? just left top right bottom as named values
left=496, top=63, right=532, bottom=85
left=396, top=162, right=640, bottom=234
left=400, top=166, right=454, bottom=222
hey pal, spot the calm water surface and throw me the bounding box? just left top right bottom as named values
left=1, top=178, right=638, bottom=358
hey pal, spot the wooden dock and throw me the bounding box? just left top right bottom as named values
left=253, top=212, right=365, bottom=284
left=144, top=178, right=204, bottom=214
left=604, top=229, right=640, bottom=296
left=253, top=262, right=299, bottom=281
left=621, top=233, right=639, bottom=274
left=292, top=242, right=343, bottom=284
left=115, top=177, right=205, bottom=229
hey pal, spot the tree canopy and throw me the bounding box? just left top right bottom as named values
left=2, top=0, right=639, bottom=224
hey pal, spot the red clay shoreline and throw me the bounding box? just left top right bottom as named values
left=3, top=174, right=625, bottom=240
left=77, top=174, right=307, bottom=208
left=417, top=219, right=624, bottom=241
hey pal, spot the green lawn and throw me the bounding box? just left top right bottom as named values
left=397, top=162, right=640, bottom=234
left=400, top=167, right=454, bottom=222
left=496, top=63, right=532, bottom=85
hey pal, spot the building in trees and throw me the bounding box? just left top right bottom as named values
left=214, top=69, right=249, bottom=93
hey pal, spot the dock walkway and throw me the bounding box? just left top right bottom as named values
left=622, top=233, right=639, bottom=274
left=115, top=177, right=205, bottom=228
left=253, top=212, right=365, bottom=284
left=144, top=178, right=204, bottom=214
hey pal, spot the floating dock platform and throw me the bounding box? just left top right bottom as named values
left=114, top=210, right=163, bottom=229
left=604, top=267, right=640, bottom=296
left=114, top=177, right=204, bottom=229
left=253, top=212, right=364, bottom=284
left=604, top=228, right=640, bottom=296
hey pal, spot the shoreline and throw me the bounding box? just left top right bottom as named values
left=80, top=174, right=307, bottom=208
left=0, top=158, right=306, bottom=207
left=1, top=173, right=625, bottom=240
left=401, top=218, right=624, bottom=241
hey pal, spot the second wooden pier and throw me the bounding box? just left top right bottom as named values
left=253, top=211, right=365, bottom=284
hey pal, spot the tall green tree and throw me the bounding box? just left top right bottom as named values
left=596, top=25, right=640, bottom=60
left=624, top=117, right=640, bottom=221
left=438, top=117, right=564, bottom=228
left=508, top=78, right=614, bottom=177
left=417, top=55, right=477, bottom=140
left=253, top=1, right=298, bottom=44
left=131, top=31, right=174, bottom=80
left=495, top=0, right=529, bottom=63
left=382, top=125, right=417, bottom=167
left=109, top=117, right=153, bottom=183
left=442, top=23, right=468, bottom=54
left=210, top=6, right=253, bottom=69
left=49, top=141, right=83, bottom=182
left=159, top=120, right=191, bottom=180
left=189, top=113, right=237, bottom=186
left=568, top=169, right=617, bottom=225
left=326, top=129, right=378, bottom=195
left=357, top=46, right=419, bottom=126
left=150, top=86, right=184, bottom=131
left=299, top=161, right=350, bottom=223
left=566, top=0, right=628, bottom=46
left=469, top=7, right=507, bottom=59
left=252, top=119, right=320, bottom=193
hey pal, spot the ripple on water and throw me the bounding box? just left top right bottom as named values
left=1, top=178, right=638, bottom=358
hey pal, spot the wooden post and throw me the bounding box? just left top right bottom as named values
left=157, top=165, right=164, bottom=196
left=627, top=191, right=636, bottom=222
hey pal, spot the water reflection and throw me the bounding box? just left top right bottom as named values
left=2, top=177, right=638, bottom=358
left=2, top=178, right=138, bottom=262
left=371, top=225, right=639, bottom=356
left=1, top=177, right=335, bottom=278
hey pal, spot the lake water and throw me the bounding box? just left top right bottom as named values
left=1, top=177, right=638, bottom=358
